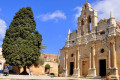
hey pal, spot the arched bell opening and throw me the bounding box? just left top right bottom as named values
left=81, top=19, right=84, bottom=35
left=88, top=15, right=92, bottom=33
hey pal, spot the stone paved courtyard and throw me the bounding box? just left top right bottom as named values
left=0, top=74, right=105, bottom=80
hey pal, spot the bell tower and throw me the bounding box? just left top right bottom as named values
left=77, top=1, right=98, bottom=37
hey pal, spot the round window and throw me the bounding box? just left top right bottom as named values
left=100, top=49, right=104, bottom=53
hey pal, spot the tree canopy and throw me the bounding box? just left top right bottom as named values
left=2, top=7, right=42, bottom=69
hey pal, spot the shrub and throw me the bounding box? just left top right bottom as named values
left=106, top=72, right=110, bottom=76
left=45, top=64, right=50, bottom=69
left=50, top=73, right=55, bottom=75
left=59, top=71, right=62, bottom=74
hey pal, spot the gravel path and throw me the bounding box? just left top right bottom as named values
left=0, top=74, right=103, bottom=80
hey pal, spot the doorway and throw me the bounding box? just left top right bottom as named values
left=99, top=59, right=106, bottom=76
left=70, top=62, right=74, bottom=75
left=45, top=64, right=50, bottom=74
left=82, top=61, right=88, bottom=77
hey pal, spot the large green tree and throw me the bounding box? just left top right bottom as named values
left=2, top=7, right=42, bottom=74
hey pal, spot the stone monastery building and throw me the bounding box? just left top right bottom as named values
left=60, top=1, right=120, bottom=79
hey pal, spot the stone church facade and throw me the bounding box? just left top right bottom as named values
left=60, top=1, right=120, bottom=79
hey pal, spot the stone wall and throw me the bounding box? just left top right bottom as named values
left=12, top=53, right=58, bottom=76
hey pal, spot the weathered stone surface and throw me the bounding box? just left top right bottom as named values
left=60, top=1, right=120, bottom=80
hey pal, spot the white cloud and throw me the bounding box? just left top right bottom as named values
left=37, top=10, right=66, bottom=22
left=93, top=0, right=120, bottom=21
left=0, top=41, right=2, bottom=46
left=74, top=0, right=120, bottom=21
left=74, top=7, right=82, bottom=19
left=0, top=19, right=7, bottom=38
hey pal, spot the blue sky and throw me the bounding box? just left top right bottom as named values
left=0, top=0, right=120, bottom=54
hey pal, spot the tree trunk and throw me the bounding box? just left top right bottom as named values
left=20, top=66, right=28, bottom=75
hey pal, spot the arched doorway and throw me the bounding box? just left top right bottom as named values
left=45, top=64, right=50, bottom=74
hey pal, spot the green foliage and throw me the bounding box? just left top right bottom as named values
left=39, top=57, right=44, bottom=65
left=106, top=72, right=110, bottom=76
left=59, top=71, right=62, bottom=74
left=45, top=64, right=50, bottom=69
left=34, top=57, right=44, bottom=67
left=2, top=7, right=42, bottom=68
left=50, top=73, right=55, bottom=75
left=40, top=43, right=46, bottom=53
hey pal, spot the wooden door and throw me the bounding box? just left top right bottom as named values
left=82, top=61, right=88, bottom=77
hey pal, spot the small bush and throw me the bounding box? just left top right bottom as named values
left=9, top=70, right=16, bottom=74
left=45, top=64, right=50, bottom=69
left=50, top=73, right=55, bottom=75
left=59, top=71, right=62, bottom=74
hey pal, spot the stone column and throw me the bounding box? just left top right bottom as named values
left=91, top=46, right=95, bottom=68
left=107, top=48, right=111, bottom=76
left=77, top=47, right=80, bottom=77
left=63, top=52, right=66, bottom=76
left=87, top=51, right=92, bottom=76
left=78, top=21, right=81, bottom=37
left=64, top=53, right=66, bottom=69
left=89, top=45, right=96, bottom=77
left=112, top=42, right=117, bottom=68
left=92, top=10, right=98, bottom=33
left=73, top=50, right=78, bottom=76
left=63, top=52, right=68, bottom=77
left=75, top=53, right=76, bottom=69
left=108, top=49, right=111, bottom=68
left=65, top=52, right=68, bottom=77
left=87, top=47, right=95, bottom=77
left=110, top=40, right=119, bottom=79
left=89, top=52, right=91, bottom=69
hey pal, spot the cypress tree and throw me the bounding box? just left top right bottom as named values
left=2, top=7, right=42, bottom=74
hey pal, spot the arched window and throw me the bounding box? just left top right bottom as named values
left=81, top=19, right=84, bottom=35
left=85, top=4, right=87, bottom=9
left=88, top=16, right=92, bottom=33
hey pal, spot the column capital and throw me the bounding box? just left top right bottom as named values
left=64, top=50, right=69, bottom=55
left=91, top=45, right=95, bottom=48
left=110, top=38, right=115, bottom=44
left=111, top=41, right=115, bottom=44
